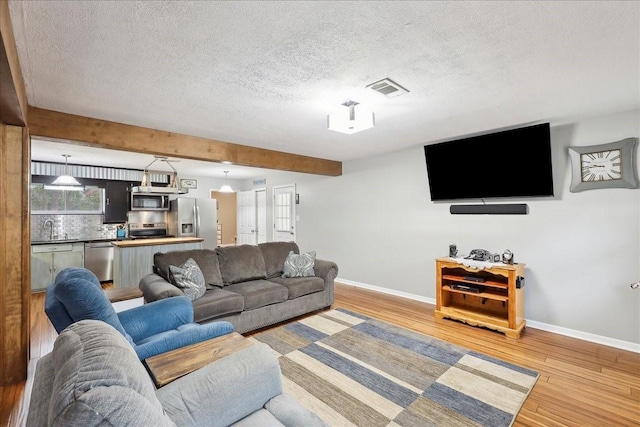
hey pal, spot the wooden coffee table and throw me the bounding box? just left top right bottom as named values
left=144, top=332, right=254, bottom=387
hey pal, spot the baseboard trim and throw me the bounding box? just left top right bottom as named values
left=336, top=277, right=640, bottom=354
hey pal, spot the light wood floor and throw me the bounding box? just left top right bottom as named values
left=3, top=283, right=639, bottom=426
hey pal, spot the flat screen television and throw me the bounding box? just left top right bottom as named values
left=424, top=123, right=554, bottom=201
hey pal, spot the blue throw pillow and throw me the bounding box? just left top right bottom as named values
left=282, top=251, right=316, bottom=278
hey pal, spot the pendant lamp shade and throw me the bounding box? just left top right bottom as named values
left=52, top=155, right=81, bottom=186
left=219, top=171, right=234, bottom=193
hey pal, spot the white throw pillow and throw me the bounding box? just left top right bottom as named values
left=169, top=258, right=206, bottom=301
left=282, top=251, right=316, bottom=278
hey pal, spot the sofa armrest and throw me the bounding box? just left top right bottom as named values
left=157, top=343, right=282, bottom=427
left=139, top=273, right=183, bottom=302
left=265, top=394, right=327, bottom=427
left=118, top=296, right=194, bottom=342
left=314, top=259, right=338, bottom=284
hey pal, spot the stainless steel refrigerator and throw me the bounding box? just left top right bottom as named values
left=168, top=197, right=218, bottom=250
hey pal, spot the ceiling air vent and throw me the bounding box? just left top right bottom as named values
left=366, top=78, right=409, bottom=98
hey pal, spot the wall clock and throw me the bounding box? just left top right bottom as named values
left=568, top=137, right=638, bottom=192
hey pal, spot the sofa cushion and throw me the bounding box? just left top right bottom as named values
left=267, top=276, right=325, bottom=300
left=216, top=245, right=267, bottom=285
left=225, top=280, right=288, bottom=310
left=169, top=258, right=207, bottom=301
left=282, top=251, right=316, bottom=278
left=48, top=320, right=174, bottom=426
left=192, top=288, right=245, bottom=323
left=155, top=249, right=223, bottom=289
left=259, top=241, right=300, bottom=279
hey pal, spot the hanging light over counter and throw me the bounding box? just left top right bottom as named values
left=219, top=171, right=234, bottom=193
left=51, top=154, right=82, bottom=188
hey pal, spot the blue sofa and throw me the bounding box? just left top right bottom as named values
left=45, top=267, right=233, bottom=360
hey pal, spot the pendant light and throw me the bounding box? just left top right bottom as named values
left=219, top=171, right=233, bottom=193
left=51, top=154, right=81, bottom=186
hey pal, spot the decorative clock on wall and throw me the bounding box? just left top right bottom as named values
left=568, top=137, right=638, bottom=192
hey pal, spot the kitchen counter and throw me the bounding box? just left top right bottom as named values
left=112, top=237, right=204, bottom=288
left=31, top=238, right=114, bottom=245
left=111, top=237, right=204, bottom=248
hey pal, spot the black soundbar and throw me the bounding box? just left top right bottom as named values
left=450, top=204, right=529, bottom=215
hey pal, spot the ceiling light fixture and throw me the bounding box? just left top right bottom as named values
left=51, top=154, right=81, bottom=186
left=219, top=171, right=234, bottom=193
left=327, top=100, right=375, bottom=135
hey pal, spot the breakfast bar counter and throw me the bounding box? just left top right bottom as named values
left=111, top=237, right=204, bottom=248
left=112, top=237, right=204, bottom=288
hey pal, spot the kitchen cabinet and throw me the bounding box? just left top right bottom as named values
left=104, top=181, right=132, bottom=224
left=31, top=243, right=85, bottom=292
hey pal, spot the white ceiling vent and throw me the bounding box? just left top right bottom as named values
left=366, top=78, right=409, bottom=98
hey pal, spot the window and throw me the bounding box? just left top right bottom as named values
left=274, top=192, right=292, bottom=231
left=30, top=184, right=104, bottom=214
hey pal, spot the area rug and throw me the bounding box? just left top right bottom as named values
left=251, top=308, right=539, bottom=427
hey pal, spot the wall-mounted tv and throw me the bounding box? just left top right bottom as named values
left=424, top=123, right=554, bottom=201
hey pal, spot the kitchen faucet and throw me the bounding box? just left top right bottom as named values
left=43, top=219, right=54, bottom=240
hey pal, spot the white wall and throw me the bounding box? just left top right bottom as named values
left=257, top=109, right=640, bottom=347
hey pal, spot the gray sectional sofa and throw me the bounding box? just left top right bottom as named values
left=139, top=241, right=338, bottom=333
left=27, top=319, right=327, bottom=426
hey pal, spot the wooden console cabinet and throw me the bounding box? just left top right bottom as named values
left=434, top=257, right=526, bottom=338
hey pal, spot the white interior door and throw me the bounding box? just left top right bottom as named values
left=237, top=190, right=256, bottom=245
left=273, top=184, right=296, bottom=242
left=256, top=188, right=267, bottom=244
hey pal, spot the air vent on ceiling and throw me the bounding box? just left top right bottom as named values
left=366, top=78, right=409, bottom=98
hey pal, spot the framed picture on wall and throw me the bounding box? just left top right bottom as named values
left=180, top=179, right=198, bottom=189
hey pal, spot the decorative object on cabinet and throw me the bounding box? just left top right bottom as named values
left=435, top=257, right=526, bottom=338
left=449, top=244, right=458, bottom=258
left=502, top=249, right=514, bottom=265
left=568, top=137, right=638, bottom=192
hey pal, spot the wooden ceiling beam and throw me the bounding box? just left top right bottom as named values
left=28, top=107, right=342, bottom=177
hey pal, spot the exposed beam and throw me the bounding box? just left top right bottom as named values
left=0, top=0, right=28, bottom=126
left=28, top=107, right=343, bottom=177
left=0, top=0, right=30, bottom=386
left=0, top=124, right=30, bottom=385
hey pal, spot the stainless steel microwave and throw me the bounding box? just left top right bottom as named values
left=130, top=193, right=169, bottom=211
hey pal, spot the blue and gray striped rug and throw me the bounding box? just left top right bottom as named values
left=252, top=308, right=538, bottom=427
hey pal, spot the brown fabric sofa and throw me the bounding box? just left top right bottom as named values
left=139, top=242, right=338, bottom=333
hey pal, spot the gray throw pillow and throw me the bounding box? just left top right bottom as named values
left=169, top=258, right=206, bottom=301
left=282, top=251, right=316, bottom=278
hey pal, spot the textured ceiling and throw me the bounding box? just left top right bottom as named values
left=8, top=1, right=640, bottom=178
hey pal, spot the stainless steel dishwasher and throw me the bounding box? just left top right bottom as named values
left=84, top=242, right=114, bottom=282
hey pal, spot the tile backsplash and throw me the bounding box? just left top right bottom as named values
left=31, top=214, right=122, bottom=242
